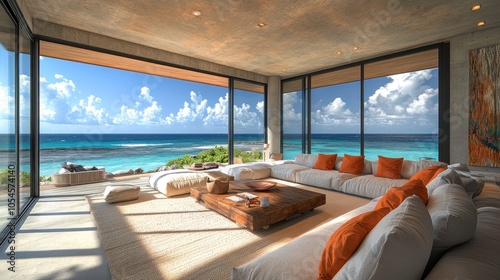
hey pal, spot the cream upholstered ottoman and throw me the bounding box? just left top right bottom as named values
left=149, top=170, right=208, bottom=197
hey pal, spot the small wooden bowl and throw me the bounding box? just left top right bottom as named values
left=244, top=180, right=277, bottom=191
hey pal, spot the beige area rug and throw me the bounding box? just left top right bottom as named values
left=86, top=179, right=369, bottom=280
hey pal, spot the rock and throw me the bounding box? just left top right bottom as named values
left=134, top=168, right=144, bottom=174
left=105, top=172, right=114, bottom=178
left=157, top=165, right=171, bottom=172
left=170, top=164, right=179, bottom=170
left=112, top=169, right=134, bottom=176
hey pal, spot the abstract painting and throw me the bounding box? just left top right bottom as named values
left=469, top=44, right=500, bottom=167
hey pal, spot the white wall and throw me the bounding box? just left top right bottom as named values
left=450, top=25, right=500, bottom=173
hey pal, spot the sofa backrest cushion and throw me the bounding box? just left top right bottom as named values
left=426, top=169, right=463, bottom=197
left=318, top=207, right=390, bottom=279
left=425, top=183, right=477, bottom=270
left=374, top=179, right=428, bottom=211
left=295, top=154, right=318, bottom=168
left=334, top=195, right=433, bottom=280
left=339, top=154, right=365, bottom=175
left=375, top=155, right=404, bottom=179
left=313, top=154, right=337, bottom=170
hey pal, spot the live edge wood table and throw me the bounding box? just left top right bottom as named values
left=190, top=181, right=326, bottom=230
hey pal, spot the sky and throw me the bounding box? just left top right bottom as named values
left=283, top=68, right=439, bottom=134
left=0, top=52, right=438, bottom=135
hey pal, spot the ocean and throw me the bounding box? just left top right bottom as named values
left=0, top=134, right=439, bottom=177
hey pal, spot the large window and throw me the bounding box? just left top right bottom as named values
left=364, top=50, right=439, bottom=160
left=233, top=80, right=266, bottom=163
left=0, top=3, right=16, bottom=233
left=310, top=67, right=361, bottom=156
left=282, top=47, right=443, bottom=161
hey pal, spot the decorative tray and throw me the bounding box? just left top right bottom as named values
left=244, top=180, right=277, bottom=191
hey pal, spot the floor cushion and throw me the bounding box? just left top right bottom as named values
left=103, top=185, right=140, bottom=203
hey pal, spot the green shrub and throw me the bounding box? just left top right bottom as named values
left=0, top=169, right=31, bottom=186
left=165, top=146, right=261, bottom=166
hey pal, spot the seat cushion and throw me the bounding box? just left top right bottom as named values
left=340, top=175, right=408, bottom=199
left=103, top=185, right=140, bottom=203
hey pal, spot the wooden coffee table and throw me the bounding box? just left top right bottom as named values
left=190, top=181, right=326, bottom=230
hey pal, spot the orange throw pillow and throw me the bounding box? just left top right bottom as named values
left=339, top=154, right=365, bottom=175
left=374, top=179, right=428, bottom=211
left=428, top=166, right=447, bottom=183
left=410, top=165, right=443, bottom=185
left=317, top=207, right=390, bottom=280
left=313, top=154, right=338, bottom=170
left=375, top=155, right=404, bottom=179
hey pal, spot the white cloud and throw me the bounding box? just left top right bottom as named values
left=364, top=69, right=438, bottom=127
left=139, top=86, right=153, bottom=103
left=256, top=101, right=264, bottom=114
left=0, top=83, right=14, bottom=120
left=175, top=91, right=208, bottom=122
left=204, top=93, right=228, bottom=126
left=313, top=97, right=357, bottom=126
left=46, top=74, right=75, bottom=98
left=68, top=95, right=109, bottom=125
left=282, top=91, right=302, bottom=125
left=234, top=102, right=262, bottom=131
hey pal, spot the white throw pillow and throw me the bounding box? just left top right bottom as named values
left=58, top=168, right=72, bottom=174
left=426, top=169, right=463, bottom=196
left=334, top=195, right=433, bottom=280
left=295, top=154, right=318, bottom=168
left=425, top=183, right=477, bottom=270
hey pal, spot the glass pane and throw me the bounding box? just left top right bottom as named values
left=311, top=67, right=361, bottom=156
left=364, top=67, right=439, bottom=160
left=19, top=30, right=31, bottom=208
left=0, top=6, right=17, bottom=228
left=233, top=80, right=265, bottom=163
left=39, top=55, right=229, bottom=189
left=282, top=79, right=303, bottom=160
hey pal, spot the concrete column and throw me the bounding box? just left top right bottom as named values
left=267, top=76, right=281, bottom=158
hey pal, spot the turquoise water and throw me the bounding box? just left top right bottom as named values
left=0, top=133, right=439, bottom=177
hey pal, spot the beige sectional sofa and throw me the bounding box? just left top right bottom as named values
left=270, top=154, right=446, bottom=198
left=221, top=154, right=499, bottom=279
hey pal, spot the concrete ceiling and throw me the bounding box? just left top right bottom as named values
left=20, top=0, right=500, bottom=77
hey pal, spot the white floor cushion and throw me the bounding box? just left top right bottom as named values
left=149, top=170, right=207, bottom=197
left=103, top=185, right=140, bottom=203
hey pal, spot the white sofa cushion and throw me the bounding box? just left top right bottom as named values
left=339, top=174, right=408, bottom=199
left=230, top=200, right=378, bottom=280
left=334, top=195, right=433, bottom=280
left=295, top=169, right=335, bottom=190
left=270, top=163, right=310, bottom=182
left=425, top=183, right=477, bottom=269
left=295, top=154, right=318, bottom=168
left=219, top=163, right=271, bottom=180
left=425, top=207, right=500, bottom=280
left=426, top=169, right=464, bottom=196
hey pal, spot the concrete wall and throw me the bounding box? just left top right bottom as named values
left=450, top=25, right=500, bottom=173
left=267, top=76, right=281, bottom=156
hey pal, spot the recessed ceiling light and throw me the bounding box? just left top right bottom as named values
left=477, top=21, right=485, bottom=26
left=257, top=22, right=267, bottom=28
left=353, top=46, right=358, bottom=50
left=192, top=11, right=201, bottom=16
left=471, top=5, right=481, bottom=11
left=336, top=51, right=342, bottom=55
